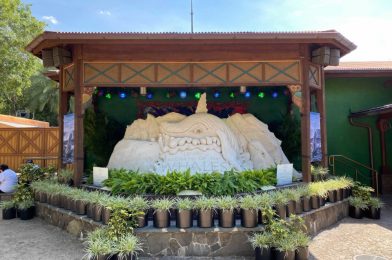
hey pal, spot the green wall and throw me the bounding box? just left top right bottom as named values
left=325, top=77, right=392, bottom=183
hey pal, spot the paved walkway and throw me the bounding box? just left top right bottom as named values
left=0, top=196, right=391, bottom=260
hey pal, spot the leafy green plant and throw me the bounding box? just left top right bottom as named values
left=194, top=197, right=216, bottom=210
left=348, top=197, right=368, bottom=209
left=295, top=185, right=311, bottom=198
left=275, top=235, right=297, bottom=252
left=151, top=198, right=173, bottom=212
left=271, top=191, right=289, bottom=206
left=352, top=183, right=374, bottom=202
left=0, top=200, right=15, bottom=210
left=308, top=182, right=328, bottom=198
left=240, top=195, right=258, bottom=210
left=249, top=232, right=272, bottom=249
left=367, top=197, right=384, bottom=209
left=57, top=169, right=73, bottom=184
left=311, top=166, right=329, bottom=181
left=116, top=233, right=143, bottom=260
left=106, top=204, right=133, bottom=240
left=292, top=231, right=310, bottom=247
left=216, top=196, right=237, bottom=211
left=84, top=228, right=114, bottom=259
left=175, top=198, right=193, bottom=211
left=129, top=196, right=149, bottom=212
left=17, top=199, right=35, bottom=210
left=281, top=188, right=301, bottom=202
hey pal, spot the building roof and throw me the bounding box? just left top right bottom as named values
left=350, top=104, right=392, bottom=118
left=0, top=115, right=50, bottom=128
left=26, top=30, right=356, bottom=57
left=326, top=61, right=392, bottom=72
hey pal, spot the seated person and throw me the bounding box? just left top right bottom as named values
left=0, top=164, right=18, bottom=193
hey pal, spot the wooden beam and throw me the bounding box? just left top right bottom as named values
left=73, top=45, right=84, bottom=186
left=317, top=69, right=328, bottom=167
left=58, top=65, right=67, bottom=169
left=300, top=44, right=312, bottom=182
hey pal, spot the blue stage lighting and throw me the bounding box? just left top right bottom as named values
left=179, top=91, right=187, bottom=99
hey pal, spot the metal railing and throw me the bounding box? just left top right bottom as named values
left=328, top=154, right=379, bottom=196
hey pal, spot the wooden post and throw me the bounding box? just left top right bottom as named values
left=317, top=68, right=328, bottom=167
left=300, top=45, right=311, bottom=182
left=73, top=45, right=84, bottom=186
left=58, top=66, right=68, bottom=169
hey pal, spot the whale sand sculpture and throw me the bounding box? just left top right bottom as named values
left=108, top=93, right=295, bottom=174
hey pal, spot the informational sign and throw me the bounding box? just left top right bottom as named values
left=63, top=113, right=74, bottom=164
left=277, top=164, right=293, bottom=186
left=93, top=167, right=109, bottom=187
left=310, top=112, right=322, bottom=162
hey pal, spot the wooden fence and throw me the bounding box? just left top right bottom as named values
left=0, top=128, right=59, bottom=171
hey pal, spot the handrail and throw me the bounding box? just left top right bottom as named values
left=329, top=154, right=379, bottom=196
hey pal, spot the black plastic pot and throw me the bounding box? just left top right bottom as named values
left=117, top=253, right=135, bottom=260
left=92, top=204, right=103, bottom=222
left=302, top=197, right=311, bottom=212
left=295, top=199, right=303, bottom=215
left=102, top=207, right=111, bottom=224
left=272, top=247, right=295, bottom=260
left=366, top=207, right=381, bottom=219
left=255, top=246, right=271, bottom=260
left=276, top=205, right=287, bottom=219
left=19, top=206, right=35, bottom=220
left=241, top=208, right=257, bottom=228
left=295, top=246, right=309, bottom=260
left=153, top=209, right=170, bottom=228
left=319, top=197, right=326, bottom=207
left=137, top=212, right=148, bottom=228
left=336, top=189, right=343, bottom=201
left=2, top=208, right=16, bottom=220
left=349, top=206, right=363, bottom=219
left=311, top=196, right=320, bottom=209
left=198, top=209, right=214, bottom=228
left=176, top=209, right=193, bottom=228
left=219, top=209, right=235, bottom=228
left=286, top=200, right=296, bottom=217
left=343, top=188, right=351, bottom=199
left=96, top=254, right=117, bottom=260
left=328, top=190, right=337, bottom=203
left=86, top=203, right=94, bottom=219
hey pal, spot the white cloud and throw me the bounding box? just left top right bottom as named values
left=98, top=10, right=111, bottom=16
left=42, top=15, right=58, bottom=24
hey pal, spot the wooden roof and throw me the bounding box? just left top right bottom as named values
left=325, top=61, right=392, bottom=78
left=0, top=115, right=50, bottom=128
left=26, top=30, right=356, bottom=57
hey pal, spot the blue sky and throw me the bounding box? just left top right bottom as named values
left=23, top=0, right=392, bottom=61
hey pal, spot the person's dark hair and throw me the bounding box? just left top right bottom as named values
left=0, top=164, right=9, bottom=171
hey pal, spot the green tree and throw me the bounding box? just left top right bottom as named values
left=26, top=72, right=59, bottom=125
left=0, top=0, right=45, bottom=114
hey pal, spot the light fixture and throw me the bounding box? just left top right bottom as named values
left=105, top=93, right=112, bottom=99
left=244, top=91, right=251, bottom=98
left=119, top=91, right=127, bottom=99
left=146, top=92, right=153, bottom=99
left=213, top=90, right=221, bottom=99
left=229, top=92, right=235, bottom=98
left=272, top=91, right=278, bottom=98
left=179, top=90, right=187, bottom=99
left=140, top=87, right=147, bottom=96
left=258, top=92, right=265, bottom=98
left=194, top=92, right=201, bottom=99
left=240, top=86, right=247, bottom=94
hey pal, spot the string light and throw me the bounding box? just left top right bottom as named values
left=105, top=93, right=112, bottom=99
left=194, top=92, right=201, bottom=99
left=244, top=91, right=251, bottom=98
left=119, top=91, right=127, bottom=99
left=272, top=91, right=279, bottom=98
left=179, top=91, right=187, bottom=99
left=258, top=92, right=265, bottom=98
left=98, top=90, right=104, bottom=96
left=213, top=91, right=221, bottom=99
left=229, top=92, right=235, bottom=98
left=146, top=92, right=153, bottom=99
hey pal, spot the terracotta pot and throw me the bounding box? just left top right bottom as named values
left=295, top=199, right=303, bottom=215
left=137, top=213, right=147, bottom=228
left=102, top=207, right=111, bottom=224
left=336, top=189, right=343, bottom=201
left=2, top=208, right=16, bottom=220
left=240, top=208, right=257, bottom=228
left=153, top=210, right=170, bottom=228
left=198, top=209, right=213, bottom=228
left=349, top=206, right=363, bottom=219
left=273, top=248, right=295, bottom=260
left=176, top=209, right=193, bottom=228
left=275, top=205, right=287, bottom=219
left=302, top=197, right=311, bottom=212
left=218, top=209, right=235, bottom=228
left=295, top=246, right=309, bottom=260
left=76, top=200, right=87, bottom=215
left=255, top=246, right=271, bottom=260
left=93, top=204, right=103, bottom=222
left=311, top=196, right=320, bottom=209
left=286, top=200, right=296, bottom=217
left=86, top=203, right=94, bottom=218
left=366, top=207, right=381, bottom=219
left=328, top=190, right=337, bottom=203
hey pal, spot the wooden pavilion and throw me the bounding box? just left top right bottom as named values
left=26, top=30, right=356, bottom=186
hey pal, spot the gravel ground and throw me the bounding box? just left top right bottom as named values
left=0, top=196, right=391, bottom=260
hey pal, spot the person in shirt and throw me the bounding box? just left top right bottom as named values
left=0, top=164, right=18, bottom=193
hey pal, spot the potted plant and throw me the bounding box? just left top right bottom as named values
left=311, top=165, right=329, bottom=181
left=217, top=196, right=237, bottom=228
left=175, top=197, right=193, bottom=228
left=348, top=197, right=367, bottom=219
left=194, top=196, right=216, bottom=228
left=366, top=197, right=384, bottom=219
left=295, top=186, right=310, bottom=213
left=17, top=199, right=35, bottom=220
left=272, top=191, right=289, bottom=219
left=84, top=229, right=116, bottom=260
left=293, top=231, right=310, bottom=260
left=116, top=233, right=143, bottom=260
left=309, top=183, right=327, bottom=209
left=239, top=195, right=258, bottom=228
left=282, top=189, right=301, bottom=216
left=57, top=168, right=74, bottom=186
left=129, top=196, right=149, bottom=228
left=1, top=201, right=16, bottom=220
left=254, top=193, right=274, bottom=224
left=273, top=236, right=296, bottom=260
left=86, top=192, right=101, bottom=219
left=249, top=232, right=272, bottom=260
left=341, top=177, right=355, bottom=198
left=93, top=193, right=111, bottom=222
left=151, top=198, right=173, bottom=228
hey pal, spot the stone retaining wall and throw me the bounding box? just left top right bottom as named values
left=35, top=200, right=348, bottom=257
